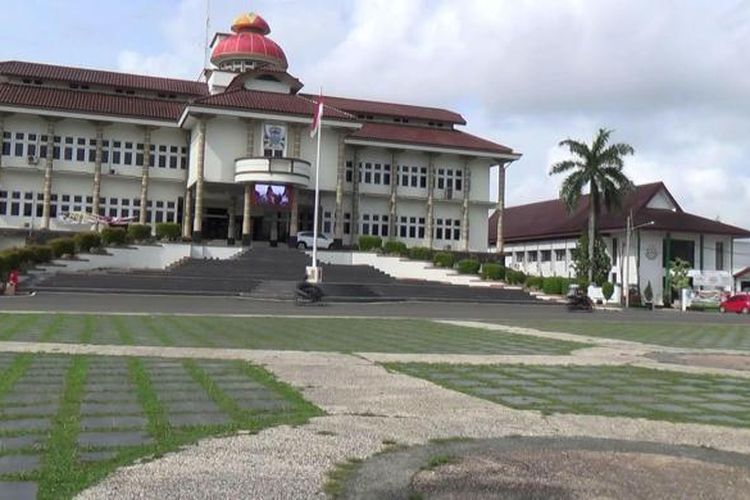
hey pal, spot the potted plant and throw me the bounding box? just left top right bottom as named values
left=643, top=281, right=654, bottom=310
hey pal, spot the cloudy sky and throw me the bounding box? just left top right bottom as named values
left=2, top=0, right=749, bottom=225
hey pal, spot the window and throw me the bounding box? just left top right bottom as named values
left=323, top=211, right=332, bottom=234
left=434, top=218, right=461, bottom=241
left=158, top=145, right=167, bottom=168
left=136, top=143, right=144, bottom=166
left=0, top=190, right=6, bottom=215
left=436, top=168, right=463, bottom=194
left=343, top=213, right=351, bottom=235
left=2, top=131, right=10, bottom=156
left=76, top=138, right=87, bottom=162
left=180, top=147, right=188, bottom=169
left=363, top=162, right=372, bottom=184
left=612, top=238, right=618, bottom=265
left=262, top=123, right=286, bottom=158
left=541, top=250, right=552, bottom=262
left=124, top=142, right=134, bottom=166
left=169, top=146, right=178, bottom=169
left=527, top=251, right=538, bottom=263
left=515, top=251, right=524, bottom=263
left=14, top=132, right=25, bottom=157
left=64, top=137, right=74, bottom=161
left=554, top=249, right=566, bottom=261
left=716, top=241, right=724, bottom=271
left=398, top=216, right=426, bottom=239
left=345, top=161, right=353, bottom=183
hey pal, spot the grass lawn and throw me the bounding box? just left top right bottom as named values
left=500, top=319, right=750, bottom=351
left=388, top=363, right=750, bottom=428
left=0, top=314, right=587, bottom=355
left=0, top=352, right=321, bottom=500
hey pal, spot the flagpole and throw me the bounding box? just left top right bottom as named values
left=311, top=96, right=323, bottom=282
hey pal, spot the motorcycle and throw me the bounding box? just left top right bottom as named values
left=567, top=290, right=594, bottom=312
left=295, top=281, right=324, bottom=305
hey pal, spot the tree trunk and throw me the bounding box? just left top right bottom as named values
left=587, top=183, right=596, bottom=283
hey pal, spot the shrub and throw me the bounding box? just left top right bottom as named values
left=602, top=281, right=615, bottom=301
left=0, top=249, right=23, bottom=270
left=382, top=240, right=407, bottom=256
left=481, top=263, right=506, bottom=281
left=48, top=238, right=76, bottom=258
left=408, top=246, right=433, bottom=261
left=525, top=275, right=543, bottom=290
left=358, top=235, right=383, bottom=252
left=457, top=258, right=480, bottom=274
left=643, top=281, right=654, bottom=303
left=542, top=276, right=568, bottom=295
left=505, top=270, right=527, bottom=285
left=0, top=254, right=8, bottom=280
left=127, top=224, right=152, bottom=242
left=101, top=228, right=128, bottom=246
left=433, top=252, right=455, bottom=268
left=74, top=232, right=102, bottom=253
left=28, top=245, right=53, bottom=264
left=156, top=222, right=181, bottom=241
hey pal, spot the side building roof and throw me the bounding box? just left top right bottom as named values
left=489, top=182, right=750, bottom=244
left=0, top=61, right=208, bottom=97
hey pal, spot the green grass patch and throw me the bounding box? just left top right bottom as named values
left=0, top=354, right=34, bottom=399
left=324, top=458, right=364, bottom=499
left=499, top=319, right=750, bottom=350
left=0, top=314, right=589, bottom=355
left=388, top=363, right=750, bottom=428
left=0, top=315, right=41, bottom=341
left=422, top=454, right=458, bottom=470
left=38, top=356, right=89, bottom=499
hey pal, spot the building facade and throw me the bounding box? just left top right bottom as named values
left=0, top=11, right=519, bottom=252
left=489, top=183, right=750, bottom=304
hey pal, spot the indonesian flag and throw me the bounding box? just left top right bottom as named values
left=310, top=98, right=323, bottom=138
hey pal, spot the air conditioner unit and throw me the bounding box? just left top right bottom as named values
left=27, top=155, right=39, bottom=165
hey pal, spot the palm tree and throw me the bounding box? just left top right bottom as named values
left=550, top=128, right=635, bottom=281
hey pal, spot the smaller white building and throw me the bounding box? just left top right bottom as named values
left=490, top=182, right=750, bottom=305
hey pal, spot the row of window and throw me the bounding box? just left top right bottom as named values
left=0, top=190, right=180, bottom=224
left=1, top=131, right=187, bottom=169
left=318, top=211, right=462, bottom=241
left=344, top=162, right=465, bottom=192
left=513, top=249, right=570, bottom=264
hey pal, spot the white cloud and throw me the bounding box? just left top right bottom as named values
left=116, top=0, right=750, bottom=226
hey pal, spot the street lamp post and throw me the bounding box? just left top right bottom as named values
left=624, top=211, right=654, bottom=308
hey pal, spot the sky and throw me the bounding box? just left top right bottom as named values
left=1, top=0, right=749, bottom=226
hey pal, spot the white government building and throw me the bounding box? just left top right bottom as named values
left=0, top=11, right=519, bottom=252
left=490, top=182, right=750, bottom=304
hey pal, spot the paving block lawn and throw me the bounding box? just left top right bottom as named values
left=0, top=314, right=587, bottom=355
left=389, top=363, right=750, bottom=428
left=0, top=352, right=320, bottom=500
left=500, top=320, right=750, bottom=351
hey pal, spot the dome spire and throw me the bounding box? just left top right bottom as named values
left=210, top=11, right=287, bottom=71
left=231, top=12, right=271, bottom=35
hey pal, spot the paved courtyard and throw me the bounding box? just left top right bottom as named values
left=0, top=310, right=747, bottom=498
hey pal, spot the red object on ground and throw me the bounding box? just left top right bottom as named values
left=8, top=270, right=19, bottom=286
left=719, top=294, right=750, bottom=314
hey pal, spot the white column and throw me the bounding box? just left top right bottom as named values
left=495, top=163, right=506, bottom=254
left=192, top=119, right=207, bottom=241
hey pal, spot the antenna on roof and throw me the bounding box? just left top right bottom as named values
left=203, top=0, right=211, bottom=69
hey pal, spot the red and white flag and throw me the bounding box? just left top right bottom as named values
left=310, top=98, right=323, bottom=138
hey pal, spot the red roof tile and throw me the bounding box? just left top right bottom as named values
left=489, top=182, right=750, bottom=244
left=0, top=83, right=183, bottom=121
left=0, top=61, right=208, bottom=97
left=301, top=94, right=466, bottom=125
left=193, top=89, right=356, bottom=121
left=348, top=122, right=515, bottom=155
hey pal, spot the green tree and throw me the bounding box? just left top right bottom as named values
left=550, top=128, right=635, bottom=281
left=570, top=233, right=611, bottom=286
left=670, top=258, right=691, bottom=292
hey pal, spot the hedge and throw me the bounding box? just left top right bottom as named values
left=101, top=228, right=128, bottom=246
left=156, top=222, right=181, bottom=241
left=408, top=247, right=433, bottom=261
left=49, top=238, right=77, bottom=258
left=29, top=245, right=53, bottom=264
left=525, top=275, right=544, bottom=290
left=433, top=252, right=455, bottom=268
left=127, top=224, right=152, bottom=242
left=505, top=270, right=527, bottom=285
left=457, top=258, right=480, bottom=275
left=542, top=276, right=570, bottom=295
left=358, top=235, right=383, bottom=251
left=74, top=232, right=102, bottom=253
left=481, top=263, right=506, bottom=281
left=382, top=240, right=407, bottom=256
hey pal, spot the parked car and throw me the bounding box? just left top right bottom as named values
left=719, top=294, right=750, bottom=314
left=296, top=231, right=333, bottom=250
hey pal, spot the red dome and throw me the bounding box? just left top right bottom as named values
left=211, top=32, right=288, bottom=69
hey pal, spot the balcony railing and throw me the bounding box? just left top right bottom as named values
left=234, top=156, right=311, bottom=187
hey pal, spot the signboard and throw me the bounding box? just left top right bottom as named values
left=689, top=270, right=733, bottom=289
